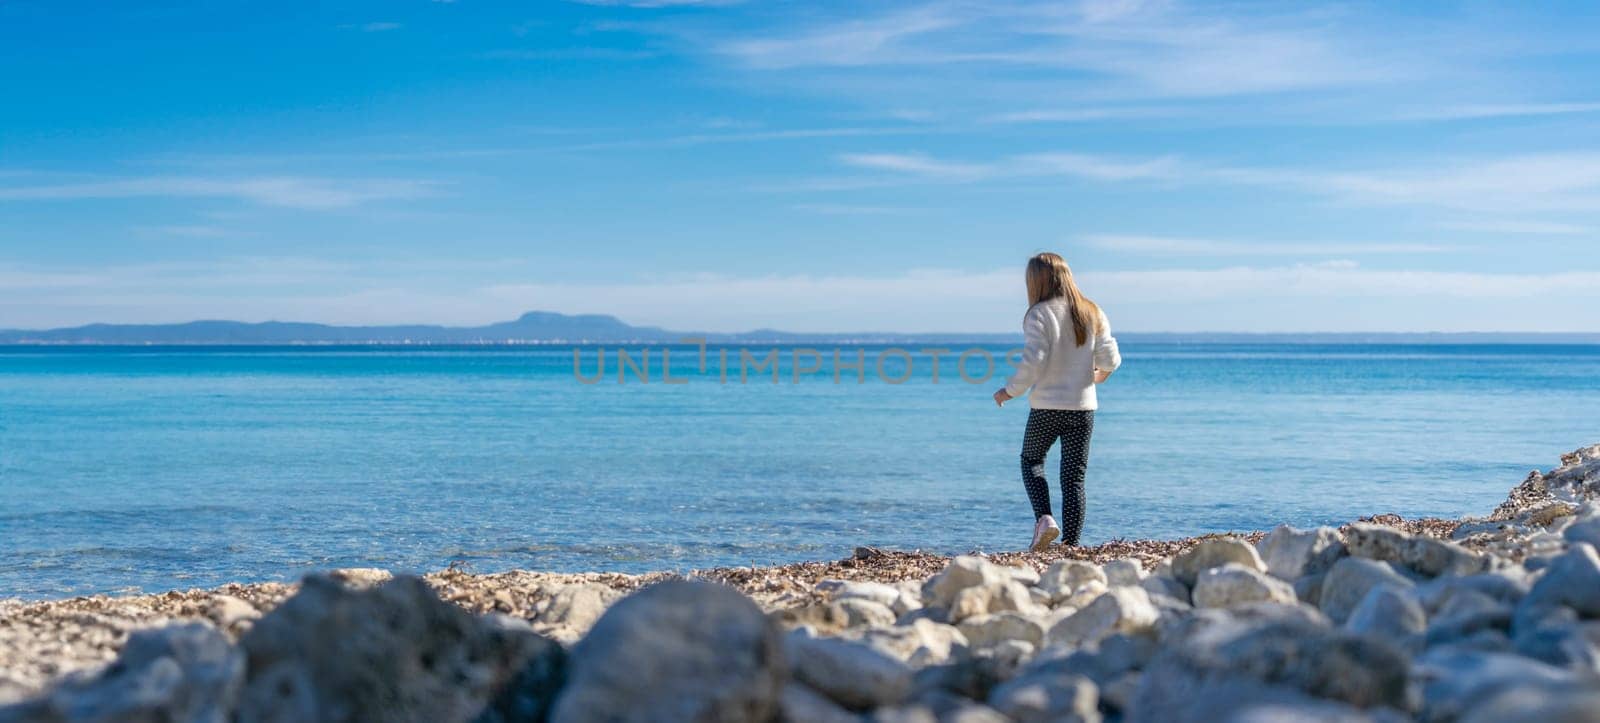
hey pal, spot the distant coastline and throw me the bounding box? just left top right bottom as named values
left=2, top=310, right=1598, bottom=345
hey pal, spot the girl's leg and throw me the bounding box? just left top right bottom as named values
left=1057, top=410, right=1095, bottom=545
left=1019, top=409, right=1059, bottom=520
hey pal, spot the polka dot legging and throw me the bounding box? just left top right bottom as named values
left=1019, top=408, right=1095, bottom=546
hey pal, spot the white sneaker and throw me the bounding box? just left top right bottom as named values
left=1030, top=515, right=1061, bottom=552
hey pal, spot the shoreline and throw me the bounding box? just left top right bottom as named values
left=0, top=512, right=1464, bottom=703
left=3, top=444, right=1597, bottom=719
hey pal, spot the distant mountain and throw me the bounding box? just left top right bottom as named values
left=0, top=311, right=677, bottom=345
left=1, top=312, right=1596, bottom=345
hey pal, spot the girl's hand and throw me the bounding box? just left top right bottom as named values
left=993, top=388, right=1012, bottom=407
left=1094, top=369, right=1112, bottom=384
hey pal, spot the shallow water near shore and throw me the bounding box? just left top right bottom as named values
left=2, top=342, right=1597, bottom=598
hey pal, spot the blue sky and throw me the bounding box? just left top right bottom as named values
left=2, top=0, right=1599, bottom=332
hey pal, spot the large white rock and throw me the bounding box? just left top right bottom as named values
left=1171, top=538, right=1266, bottom=588
left=777, top=682, right=858, bottom=723
left=957, top=612, right=1048, bottom=649
left=551, top=580, right=782, bottom=723
left=988, top=670, right=1099, bottom=723
left=1318, top=557, right=1415, bottom=624
left=785, top=631, right=913, bottom=710
left=1038, top=560, right=1107, bottom=600
left=4, top=624, right=244, bottom=723
left=1191, top=563, right=1297, bottom=609
left=1256, top=524, right=1344, bottom=581
left=835, top=598, right=897, bottom=629
left=1046, top=587, right=1160, bottom=650
left=535, top=582, right=622, bottom=634
left=1345, top=523, right=1489, bottom=577
left=820, top=580, right=901, bottom=608
left=1344, top=585, right=1426, bottom=641
left=1517, top=543, right=1600, bottom=624
left=1102, top=558, right=1145, bottom=587
left=924, top=556, right=1010, bottom=610
left=855, top=619, right=968, bottom=666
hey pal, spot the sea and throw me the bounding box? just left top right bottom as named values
left=2, top=342, right=1597, bottom=599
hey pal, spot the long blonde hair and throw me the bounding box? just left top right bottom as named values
left=1025, top=252, right=1100, bottom=346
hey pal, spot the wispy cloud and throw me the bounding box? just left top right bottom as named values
left=1083, top=234, right=1444, bottom=256
left=834, top=151, right=1181, bottom=184
left=823, top=148, right=1600, bottom=216
left=1275, top=153, right=1600, bottom=213
left=131, top=225, right=236, bottom=240
left=0, top=176, right=438, bottom=210
left=983, top=105, right=1182, bottom=124
left=706, top=1, right=1417, bottom=99
left=1392, top=102, right=1600, bottom=122
left=1436, top=220, right=1590, bottom=235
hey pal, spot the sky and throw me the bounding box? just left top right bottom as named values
left=2, top=0, right=1599, bottom=333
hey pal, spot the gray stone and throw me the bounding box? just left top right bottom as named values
left=1038, top=560, right=1106, bottom=600
left=1170, top=539, right=1265, bottom=588
left=1192, top=563, right=1297, bottom=609
left=1292, top=572, right=1325, bottom=606
left=836, top=598, right=897, bottom=629
left=1416, top=571, right=1530, bottom=615
left=1046, top=587, right=1160, bottom=650
left=1414, top=648, right=1581, bottom=723
left=236, top=575, right=553, bottom=723
left=1138, top=575, right=1189, bottom=605
left=534, top=583, right=620, bottom=633
left=1129, top=674, right=1388, bottom=723
left=923, top=556, right=1010, bottom=610
left=777, top=682, right=858, bottom=723
left=821, top=580, right=900, bottom=607
left=1103, top=559, right=1144, bottom=587
left=1563, top=517, right=1600, bottom=548
left=1346, top=522, right=1489, bottom=577
left=551, top=580, right=783, bottom=723
left=975, top=639, right=1034, bottom=680
left=855, top=619, right=967, bottom=666
left=1256, top=525, right=1345, bottom=580
left=1460, top=686, right=1600, bottom=723
left=957, top=612, right=1046, bottom=650
left=1425, top=604, right=1512, bottom=651
left=1005, top=566, right=1042, bottom=587
left=1345, top=586, right=1426, bottom=645
left=1143, top=618, right=1410, bottom=712
left=866, top=706, right=937, bottom=723
left=1020, top=632, right=1156, bottom=688
left=473, top=620, right=567, bottom=723
left=206, top=595, right=260, bottom=633
left=786, top=632, right=913, bottom=710
left=1319, top=557, right=1415, bottom=624
left=1513, top=621, right=1600, bottom=672
left=0, top=623, right=243, bottom=723
left=908, top=654, right=1014, bottom=704
left=950, top=579, right=1039, bottom=623
left=988, top=671, right=1099, bottom=723
left=1517, top=544, right=1600, bottom=627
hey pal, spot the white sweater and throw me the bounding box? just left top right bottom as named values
left=1003, top=298, right=1122, bottom=410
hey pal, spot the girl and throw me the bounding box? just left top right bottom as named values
left=993, top=252, right=1121, bottom=551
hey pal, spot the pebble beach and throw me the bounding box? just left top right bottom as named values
left=3, top=443, right=1598, bottom=722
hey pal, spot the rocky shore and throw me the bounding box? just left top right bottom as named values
left=3, top=444, right=1599, bottom=722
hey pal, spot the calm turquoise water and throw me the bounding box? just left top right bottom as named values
left=2, top=343, right=1597, bottom=598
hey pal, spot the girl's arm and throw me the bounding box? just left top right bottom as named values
left=1001, top=307, right=1050, bottom=400
left=1092, top=307, right=1121, bottom=382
